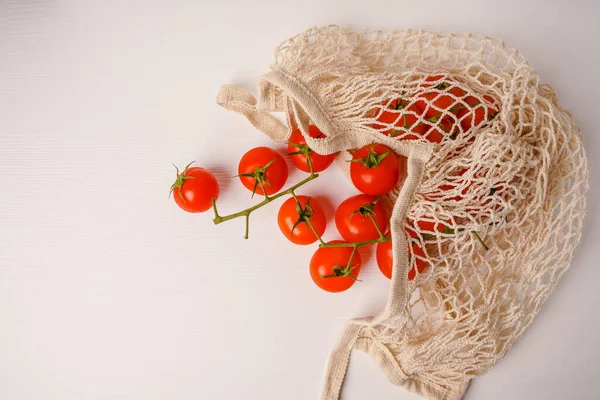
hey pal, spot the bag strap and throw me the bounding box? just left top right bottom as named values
left=216, top=84, right=290, bottom=142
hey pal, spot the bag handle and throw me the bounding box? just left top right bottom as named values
left=216, top=84, right=290, bottom=142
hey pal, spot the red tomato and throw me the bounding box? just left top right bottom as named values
left=456, top=95, right=498, bottom=133
left=287, top=126, right=337, bottom=173
left=408, top=242, right=428, bottom=281
left=415, top=76, right=466, bottom=121
left=170, top=162, right=219, bottom=213
left=373, top=100, right=433, bottom=141
left=350, top=144, right=401, bottom=196
left=406, top=218, right=451, bottom=239
left=335, top=194, right=389, bottom=242
left=376, top=239, right=428, bottom=281
left=376, top=240, right=393, bottom=279
left=416, top=91, right=455, bottom=120
left=277, top=195, right=326, bottom=245
left=238, top=147, right=288, bottom=197
left=371, top=98, right=407, bottom=133
left=389, top=105, right=431, bottom=140
left=309, top=240, right=362, bottom=293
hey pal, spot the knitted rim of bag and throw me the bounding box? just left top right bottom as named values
left=215, top=26, right=588, bottom=400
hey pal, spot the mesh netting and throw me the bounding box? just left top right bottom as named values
left=217, top=25, right=588, bottom=399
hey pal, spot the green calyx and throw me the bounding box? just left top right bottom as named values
left=393, top=98, right=406, bottom=110
left=287, top=141, right=314, bottom=158
left=350, top=145, right=393, bottom=168
left=321, top=264, right=360, bottom=281
left=434, top=81, right=450, bottom=90
left=169, top=161, right=196, bottom=203
left=236, top=159, right=276, bottom=198
left=290, top=196, right=315, bottom=235
left=350, top=198, right=380, bottom=220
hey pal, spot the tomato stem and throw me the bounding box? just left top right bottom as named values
left=367, top=213, right=386, bottom=239
left=244, top=214, right=250, bottom=240
left=212, top=168, right=319, bottom=238
left=350, top=144, right=393, bottom=169
left=472, top=231, right=489, bottom=251
left=169, top=161, right=197, bottom=204
left=319, top=236, right=391, bottom=249
left=305, top=214, right=326, bottom=246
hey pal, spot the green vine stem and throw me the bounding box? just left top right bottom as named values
left=212, top=172, right=318, bottom=239
left=212, top=145, right=319, bottom=239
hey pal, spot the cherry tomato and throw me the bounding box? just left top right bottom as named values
left=170, top=162, right=219, bottom=213
left=419, top=75, right=447, bottom=88
left=309, top=240, right=362, bottom=293
left=376, top=239, right=428, bottom=281
left=373, top=100, right=432, bottom=140
left=376, top=240, right=393, bottom=279
left=335, top=194, right=388, bottom=242
left=408, top=242, right=428, bottom=281
left=350, top=144, right=401, bottom=196
left=277, top=195, right=326, bottom=245
left=415, top=76, right=466, bottom=121
left=238, top=147, right=288, bottom=196
left=389, top=104, right=431, bottom=140
left=456, top=95, right=498, bottom=133
left=406, top=218, right=450, bottom=239
left=287, top=126, right=337, bottom=173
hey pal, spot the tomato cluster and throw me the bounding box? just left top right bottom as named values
left=172, top=78, right=500, bottom=292
left=372, top=75, right=498, bottom=144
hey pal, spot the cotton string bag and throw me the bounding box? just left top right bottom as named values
left=215, top=26, right=588, bottom=400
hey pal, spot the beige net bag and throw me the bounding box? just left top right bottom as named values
left=216, top=25, right=588, bottom=399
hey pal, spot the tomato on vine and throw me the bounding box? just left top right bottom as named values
left=415, top=75, right=466, bottom=123
left=408, top=242, right=428, bottom=281
left=277, top=195, right=326, bottom=245
left=335, top=194, right=388, bottom=243
left=376, top=239, right=393, bottom=279
left=455, top=95, right=498, bottom=133
left=309, top=240, right=362, bottom=293
left=350, top=143, right=401, bottom=196
left=170, top=162, right=219, bottom=213
left=237, top=147, right=288, bottom=197
left=287, top=126, right=337, bottom=173
left=376, top=237, right=429, bottom=281
left=406, top=218, right=452, bottom=239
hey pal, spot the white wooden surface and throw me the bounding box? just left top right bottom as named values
left=1, top=1, right=599, bottom=399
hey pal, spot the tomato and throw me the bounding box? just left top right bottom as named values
left=376, top=239, right=428, bottom=281
left=406, top=218, right=451, bottom=239
left=309, top=240, right=362, bottom=292
left=335, top=194, right=389, bottom=242
left=350, top=144, right=401, bottom=195
left=415, top=76, right=466, bottom=121
left=170, top=162, right=219, bottom=213
left=456, top=95, right=498, bottom=133
left=371, top=98, right=407, bottom=133
left=376, top=240, right=393, bottom=279
left=373, top=99, right=433, bottom=140
left=238, top=147, right=288, bottom=197
left=277, top=195, right=326, bottom=245
left=389, top=104, right=431, bottom=140
left=408, top=242, right=428, bottom=281
left=287, top=126, right=337, bottom=173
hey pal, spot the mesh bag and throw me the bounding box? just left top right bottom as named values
left=216, top=26, right=588, bottom=399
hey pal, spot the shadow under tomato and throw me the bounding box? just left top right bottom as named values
left=204, top=164, right=234, bottom=198
left=310, top=195, right=336, bottom=226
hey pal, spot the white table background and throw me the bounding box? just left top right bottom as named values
left=1, top=1, right=599, bottom=399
